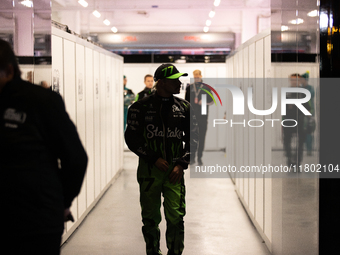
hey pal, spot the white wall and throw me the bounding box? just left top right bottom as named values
left=51, top=27, right=124, bottom=242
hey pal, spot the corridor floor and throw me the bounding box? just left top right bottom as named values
left=60, top=151, right=271, bottom=255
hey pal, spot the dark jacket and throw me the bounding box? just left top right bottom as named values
left=0, top=77, right=88, bottom=236
left=125, top=92, right=198, bottom=170
left=185, top=81, right=214, bottom=120
left=135, top=87, right=154, bottom=102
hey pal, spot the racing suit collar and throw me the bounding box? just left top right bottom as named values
left=154, top=91, right=174, bottom=103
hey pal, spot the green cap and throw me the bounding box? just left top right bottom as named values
left=154, top=64, right=188, bottom=82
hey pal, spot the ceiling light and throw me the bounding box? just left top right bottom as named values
left=307, top=10, right=319, bottom=17
left=214, top=0, right=221, bottom=7
left=78, top=0, right=88, bottom=8
left=203, top=26, right=209, bottom=32
left=281, top=25, right=289, bottom=31
left=93, top=10, right=101, bottom=18
left=209, top=11, right=215, bottom=18
left=206, top=20, right=212, bottom=26
left=111, top=27, right=118, bottom=33
left=103, top=19, right=110, bottom=26
left=289, top=18, right=304, bottom=24
left=20, top=0, right=33, bottom=8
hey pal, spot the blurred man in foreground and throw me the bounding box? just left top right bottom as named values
left=0, top=39, right=87, bottom=254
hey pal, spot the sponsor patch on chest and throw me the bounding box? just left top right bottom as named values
left=3, top=108, right=27, bottom=128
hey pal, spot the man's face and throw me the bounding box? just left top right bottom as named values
left=162, top=78, right=182, bottom=95
left=123, top=78, right=127, bottom=87
left=193, top=72, right=202, bottom=83
left=144, top=77, right=153, bottom=89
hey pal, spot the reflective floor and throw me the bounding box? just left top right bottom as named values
left=60, top=151, right=270, bottom=255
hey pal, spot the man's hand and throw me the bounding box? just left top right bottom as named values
left=169, top=165, right=184, bottom=184
left=155, top=158, right=169, bottom=172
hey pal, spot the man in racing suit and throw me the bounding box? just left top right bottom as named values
left=125, top=64, right=198, bottom=255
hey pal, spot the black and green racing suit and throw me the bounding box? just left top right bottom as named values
left=125, top=92, right=198, bottom=255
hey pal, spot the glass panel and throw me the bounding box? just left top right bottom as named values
left=271, top=0, right=319, bottom=254
left=1, top=1, right=52, bottom=87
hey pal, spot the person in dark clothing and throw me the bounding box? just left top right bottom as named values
left=282, top=74, right=311, bottom=166
left=0, top=39, right=88, bottom=255
left=135, top=74, right=155, bottom=101
left=185, top=69, right=213, bottom=165
left=125, top=63, right=198, bottom=255
left=300, top=71, right=316, bottom=156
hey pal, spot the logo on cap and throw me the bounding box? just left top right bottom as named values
left=154, top=64, right=188, bottom=81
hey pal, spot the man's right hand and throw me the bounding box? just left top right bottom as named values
left=155, top=158, right=169, bottom=172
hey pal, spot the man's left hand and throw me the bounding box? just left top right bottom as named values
left=169, top=165, right=184, bottom=184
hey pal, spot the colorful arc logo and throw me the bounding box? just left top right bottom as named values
left=198, top=83, right=222, bottom=115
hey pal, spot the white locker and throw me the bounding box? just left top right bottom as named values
left=255, top=39, right=264, bottom=231
left=105, top=55, right=113, bottom=182
left=85, top=47, right=95, bottom=207
left=75, top=43, right=87, bottom=218
left=243, top=46, right=249, bottom=206
left=264, top=35, right=273, bottom=242
left=63, top=39, right=78, bottom=230
left=119, top=59, right=124, bottom=171
left=237, top=50, right=244, bottom=197
left=111, top=57, right=117, bottom=177
left=51, top=35, right=64, bottom=97
left=53, top=27, right=124, bottom=242
left=114, top=57, right=121, bottom=175
left=100, top=53, right=107, bottom=188
left=248, top=42, right=256, bottom=217
left=93, top=51, right=101, bottom=198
